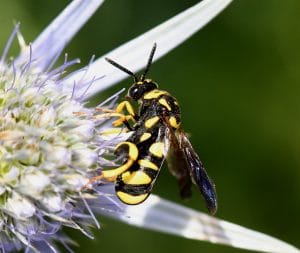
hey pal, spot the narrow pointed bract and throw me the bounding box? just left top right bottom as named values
left=64, top=0, right=233, bottom=99
left=100, top=192, right=300, bottom=253
left=16, top=0, right=105, bottom=70
left=0, top=22, right=120, bottom=252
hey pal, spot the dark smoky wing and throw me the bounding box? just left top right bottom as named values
left=165, top=127, right=193, bottom=199
left=178, top=129, right=218, bottom=214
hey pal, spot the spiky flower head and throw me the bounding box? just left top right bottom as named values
left=0, top=28, right=124, bottom=252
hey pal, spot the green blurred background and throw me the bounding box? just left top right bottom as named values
left=1, top=1, right=300, bottom=252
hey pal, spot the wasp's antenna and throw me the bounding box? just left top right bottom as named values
left=141, top=43, right=157, bottom=81
left=105, top=57, right=138, bottom=82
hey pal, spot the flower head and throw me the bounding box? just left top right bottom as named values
left=0, top=1, right=299, bottom=253
left=0, top=25, right=122, bottom=252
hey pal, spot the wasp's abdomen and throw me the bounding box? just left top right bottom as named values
left=115, top=123, right=166, bottom=205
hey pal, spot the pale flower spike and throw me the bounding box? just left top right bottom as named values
left=0, top=0, right=299, bottom=252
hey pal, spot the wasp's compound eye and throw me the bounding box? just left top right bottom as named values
left=129, top=86, right=143, bottom=100
left=128, top=81, right=158, bottom=100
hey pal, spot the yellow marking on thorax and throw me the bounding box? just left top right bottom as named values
left=121, top=171, right=152, bottom=185
left=158, top=98, right=172, bottom=111
left=143, top=89, right=168, bottom=99
left=149, top=142, right=165, bottom=158
left=102, top=142, right=138, bottom=179
left=145, top=116, right=159, bottom=129
left=138, top=159, right=159, bottom=170
left=169, top=116, right=180, bottom=129
left=117, top=191, right=148, bottom=205
left=140, top=132, right=151, bottom=142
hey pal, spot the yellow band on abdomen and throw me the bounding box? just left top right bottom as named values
left=117, top=191, right=148, bottom=205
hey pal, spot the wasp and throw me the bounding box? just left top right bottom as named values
left=89, top=43, right=217, bottom=214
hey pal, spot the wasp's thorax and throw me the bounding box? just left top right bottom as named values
left=128, top=79, right=158, bottom=100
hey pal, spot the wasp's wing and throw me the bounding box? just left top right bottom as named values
left=115, top=125, right=170, bottom=205
left=165, top=127, right=193, bottom=200
left=178, top=129, right=217, bottom=214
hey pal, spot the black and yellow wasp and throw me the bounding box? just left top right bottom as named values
left=90, top=43, right=217, bottom=214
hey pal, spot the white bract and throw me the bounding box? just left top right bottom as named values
left=0, top=0, right=299, bottom=253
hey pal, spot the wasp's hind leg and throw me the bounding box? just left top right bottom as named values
left=84, top=141, right=139, bottom=188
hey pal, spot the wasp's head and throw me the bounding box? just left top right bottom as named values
left=128, top=79, right=158, bottom=100
left=105, top=43, right=158, bottom=100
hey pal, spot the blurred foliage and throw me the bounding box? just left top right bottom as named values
left=1, top=0, right=300, bottom=252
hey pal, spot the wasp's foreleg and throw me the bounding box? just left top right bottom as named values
left=112, top=101, right=138, bottom=130
left=95, top=101, right=137, bottom=130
